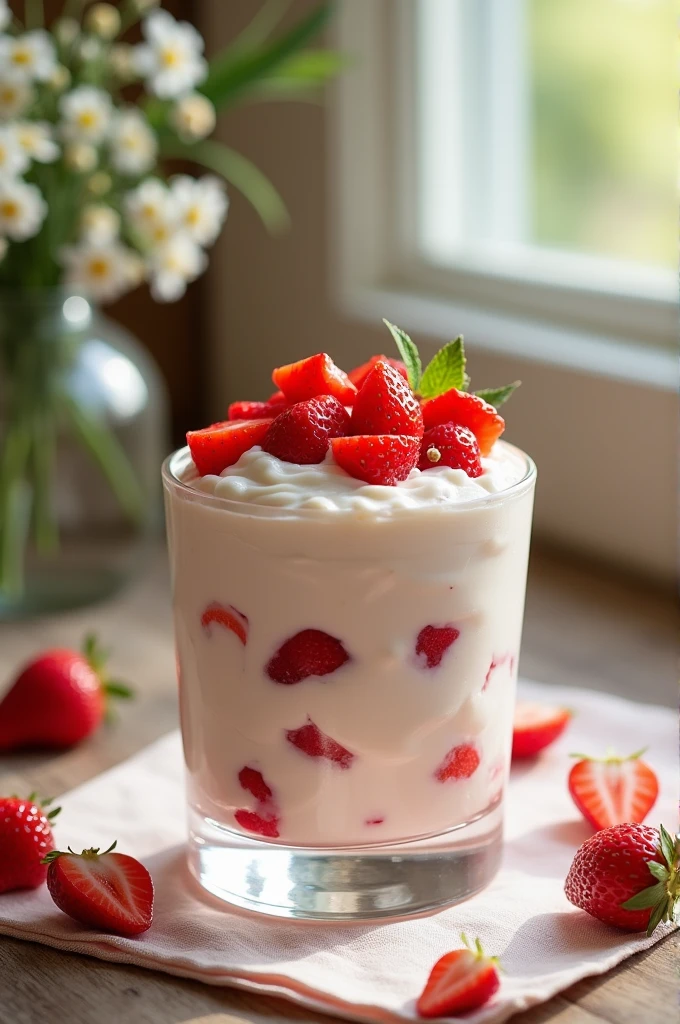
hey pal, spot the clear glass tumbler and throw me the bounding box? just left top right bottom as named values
left=163, top=443, right=536, bottom=920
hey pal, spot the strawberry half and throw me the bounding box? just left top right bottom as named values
left=418, top=423, right=482, bottom=477
left=417, top=935, right=501, bottom=1018
left=421, top=388, right=504, bottom=456
left=568, top=749, right=659, bottom=831
left=512, top=703, right=571, bottom=759
left=187, top=418, right=273, bottom=476
left=44, top=841, right=154, bottom=936
left=331, top=434, right=420, bottom=486
left=0, top=794, right=60, bottom=893
left=228, top=392, right=290, bottom=421
left=266, top=629, right=351, bottom=685
left=201, top=602, right=249, bottom=645
left=272, top=352, right=357, bottom=405
left=262, top=395, right=350, bottom=465
left=348, top=354, right=408, bottom=390
left=435, top=743, right=480, bottom=782
left=350, top=360, right=424, bottom=437
left=286, top=717, right=355, bottom=770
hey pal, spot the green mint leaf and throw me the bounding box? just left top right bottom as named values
left=621, top=882, right=666, bottom=911
left=383, top=319, right=422, bottom=391
left=646, top=898, right=668, bottom=936
left=647, top=860, right=670, bottom=883
left=419, top=337, right=466, bottom=399
left=474, top=382, right=521, bottom=409
left=658, top=825, right=677, bottom=870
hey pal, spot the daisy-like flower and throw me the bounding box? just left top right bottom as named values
left=64, top=141, right=98, bottom=173
left=170, top=93, right=215, bottom=141
left=124, top=178, right=176, bottom=244
left=15, top=121, right=59, bottom=163
left=60, top=86, right=113, bottom=144
left=148, top=233, right=206, bottom=302
left=61, top=240, right=144, bottom=302
left=0, top=126, right=30, bottom=177
left=134, top=9, right=207, bottom=99
left=171, top=175, right=228, bottom=247
left=0, top=0, right=10, bottom=31
left=81, top=204, right=120, bottom=245
left=109, top=109, right=157, bottom=175
left=0, top=77, right=33, bottom=120
left=0, top=31, right=57, bottom=83
left=0, top=178, right=47, bottom=240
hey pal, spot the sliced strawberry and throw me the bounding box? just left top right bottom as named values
left=415, top=624, right=460, bottom=669
left=331, top=434, right=420, bottom=486
left=262, top=395, right=350, bottom=465
left=272, top=352, right=357, bottom=405
left=44, top=842, right=154, bottom=936
left=421, top=389, right=504, bottom=456
left=201, top=602, right=249, bottom=645
left=234, top=809, right=280, bottom=838
left=568, top=751, right=659, bottom=831
left=266, top=629, right=351, bottom=685
left=187, top=418, right=273, bottom=476
left=512, top=703, right=571, bottom=759
left=417, top=937, right=501, bottom=1018
left=435, top=743, right=480, bottom=782
left=286, top=718, right=355, bottom=770
left=419, top=423, right=482, bottom=477
left=238, top=766, right=273, bottom=803
left=350, top=361, right=424, bottom=437
left=348, top=354, right=409, bottom=390
left=235, top=766, right=280, bottom=838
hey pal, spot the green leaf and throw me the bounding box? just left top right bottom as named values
left=475, top=382, right=521, bottom=409
left=647, top=860, right=670, bottom=883
left=658, top=825, right=677, bottom=870
left=646, top=898, right=669, bottom=936
left=382, top=320, right=422, bottom=391
left=621, top=882, right=666, bottom=911
left=200, top=2, right=334, bottom=109
left=244, top=50, right=348, bottom=102
left=104, top=681, right=135, bottom=700
left=160, top=137, right=289, bottom=233
left=419, top=337, right=466, bottom=399
left=229, top=0, right=293, bottom=55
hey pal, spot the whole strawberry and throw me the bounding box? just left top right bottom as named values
left=0, top=794, right=60, bottom=893
left=0, top=635, right=133, bottom=751
left=565, top=822, right=679, bottom=935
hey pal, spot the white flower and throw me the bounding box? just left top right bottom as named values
left=124, top=178, right=176, bottom=244
left=60, top=86, right=112, bottom=143
left=109, top=109, right=156, bottom=175
left=0, top=77, right=33, bottom=120
left=85, top=3, right=121, bottom=40
left=134, top=9, right=207, bottom=98
left=54, top=17, right=80, bottom=47
left=47, top=65, right=71, bottom=92
left=0, top=0, right=10, bottom=32
left=61, top=240, right=144, bottom=302
left=148, top=232, right=206, bottom=302
left=64, top=141, right=98, bottom=172
left=15, top=121, right=59, bottom=163
left=78, top=37, right=103, bottom=63
left=0, top=178, right=47, bottom=240
left=170, top=93, right=215, bottom=141
left=0, top=31, right=57, bottom=83
left=81, top=204, right=120, bottom=244
left=171, top=175, right=228, bottom=247
left=0, top=126, right=30, bottom=177
left=110, top=43, right=135, bottom=80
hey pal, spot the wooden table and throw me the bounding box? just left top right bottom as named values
left=1, top=546, right=677, bottom=1024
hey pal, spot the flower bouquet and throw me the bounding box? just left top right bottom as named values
left=0, top=0, right=341, bottom=614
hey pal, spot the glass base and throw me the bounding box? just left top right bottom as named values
left=188, top=803, right=503, bottom=921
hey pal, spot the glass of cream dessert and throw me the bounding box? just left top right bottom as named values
left=163, top=326, right=536, bottom=920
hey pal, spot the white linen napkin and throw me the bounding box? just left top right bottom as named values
left=0, top=680, right=676, bottom=1024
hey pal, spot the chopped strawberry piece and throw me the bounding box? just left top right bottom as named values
left=417, top=939, right=501, bottom=1018
left=415, top=624, right=460, bottom=669
left=266, top=629, right=351, bottom=685
left=238, top=766, right=273, bottom=803
left=234, top=809, right=280, bottom=838
left=435, top=743, right=480, bottom=782
left=272, top=352, right=357, bottom=405
left=568, top=751, right=659, bottom=831
left=262, top=395, right=350, bottom=465
left=331, top=434, right=420, bottom=486
left=187, top=418, right=273, bottom=476
left=228, top=392, right=290, bottom=421
left=348, top=354, right=408, bottom=390
left=235, top=766, right=280, bottom=838
left=350, top=361, right=423, bottom=438
left=201, top=602, right=249, bottom=645
left=285, top=718, right=355, bottom=770
left=483, top=652, right=514, bottom=690
left=512, top=703, right=571, bottom=759
left=418, top=423, right=482, bottom=477
left=421, top=388, right=504, bottom=456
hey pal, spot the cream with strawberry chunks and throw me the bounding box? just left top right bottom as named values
left=169, top=321, right=535, bottom=847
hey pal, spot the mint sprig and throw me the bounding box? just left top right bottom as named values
left=382, top=319, right=422, bottom=392
left=475, top=382, right=521, bottom=408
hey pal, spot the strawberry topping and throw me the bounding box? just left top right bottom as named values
left=415, top=624, right=460, bottom=669
left=266, top=629, right=351, bottom=685
left=201, top=602, right=249, bottom=645
left=512, top=703, right=571, bottom=759
left=435, top=743, right=480, bottom=782
left=187, top=418, right=273, bottom=476
left=348, top=354, right=408, bottom=390
left=418, top=423, right=482, bottom=477
left=262, top=395, right=350, bottom=465
left=350, top=360, right=424, bottom=438
left=228, top=392, right=290, bottom=421
left=285, top=718, right=355, bottom=770
left=272, top=352, right=357, bottom=405
left=331, top=434, right=420, bottom=486
left=421, top=388, right=504, bottom=456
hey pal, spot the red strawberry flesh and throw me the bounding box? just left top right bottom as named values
left=286, top=718, right=355, bottom=770
left=228, top=392, right=290, bottom=421
left=187, top=418, right=273, bottom=476
left=418, top=422, right=482, bottom=477
left=417, top=945, right=501, bottom=1017
left=350, top=360, right=424, bottom=438
left=331, top=434, right=420, bottom=486
left=201, top=602, right=249, bottom=645
left=46, top=847, right=154, bottom=936
left=435, top=743, right=480, bottom=782
left=272, top=352, right=357, bottom=405
left=348, top=354, right=408, bottom=389
left=262, top=395, right=350, bottom=465
left=421, top=388, right=504, bottom=456
left=236, top=767, right=280, bottom=838
left=512, top=703, right=571, bottom=759
left=415, top=624, right=460, bottom=669
left=266, top=629, right=351, bottom=685
left=568, top=753, right=659, bottom=831
left=0, top=796, right=57, bottom=893
left=234, top=809, right=280, bottom=838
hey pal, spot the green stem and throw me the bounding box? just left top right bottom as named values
left=0, top=425, right=32, bottom=596
left=30, top=410, right=59, bottom=555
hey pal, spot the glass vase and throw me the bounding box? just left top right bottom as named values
left=0, top=289, right=168, bottom=620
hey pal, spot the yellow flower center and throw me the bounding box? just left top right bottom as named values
left=0, top=86, right=17, bottom=104
left=152, top=223, right=170, bottom=243
left=12, top=48, right=32, bottom=67
left=0, top=200, right=19, bottom=219
left=160, top=46, right=181, bottom=68
left=77, top=111, right=97, bottom=129
left=88, top=257, right=110, bottom=279
left=185, top=206, right=201, bottom=227
left=141, top=202, right=157, bottom=220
